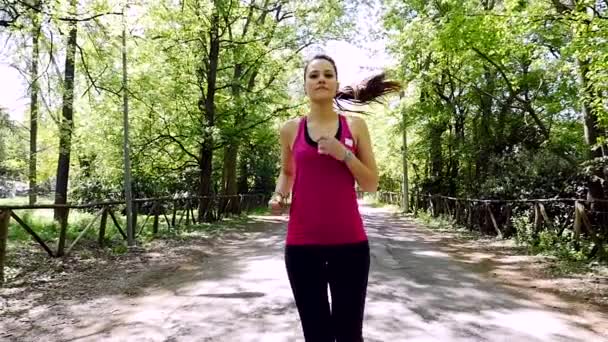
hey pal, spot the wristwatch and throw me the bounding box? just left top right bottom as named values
left=272, top=191, right=287, bottom=203
left=343, top=149, right=353, bottom=163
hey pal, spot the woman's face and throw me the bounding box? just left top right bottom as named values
left=304, top=59, right=339, bottom=102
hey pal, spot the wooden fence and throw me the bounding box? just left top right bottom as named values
left=356, top=190, right=403, bottom=205
left=0, top=193, right=269, bottom=285
left=376, top=191, right=404, bottom=206
left=374, top=191, right=607, bottom=261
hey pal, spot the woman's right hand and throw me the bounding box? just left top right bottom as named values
left=268, top=192, right=286, bottom=215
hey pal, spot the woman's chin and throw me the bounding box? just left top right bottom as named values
left=309, top=95, right=334, bottom=103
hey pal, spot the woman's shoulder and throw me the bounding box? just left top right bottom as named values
left=281, top=117, right=301, bottom=132
left=343, top=114, right=368, bottom=134
left=279, top=117, right=302, bottom=140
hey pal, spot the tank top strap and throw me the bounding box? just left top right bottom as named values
left=338, top=114, right=357, bottom=152
left=292, top=116, right=306, bottom=148
left=338, top=114, right=347, bottom=139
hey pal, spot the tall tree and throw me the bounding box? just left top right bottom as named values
left=196, top=1, right=221, bottom=221
left=382, top=0, right=598, bottom=199
left=221, top=1, right=306, bottom=213
left=121, top=5, right=134, bottom=246
left=54, top=0, right=78, bottom=220
left=551, top=0, right=607, bottom=202
left=28, top=0, right=42, bottom=205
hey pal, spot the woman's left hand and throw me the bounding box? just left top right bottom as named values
left=317, top=136, right=347, bottom=161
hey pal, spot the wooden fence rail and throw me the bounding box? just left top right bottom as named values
left=0, top=193, right=269, bottom=285
left=373, top=191, right=607, bottom=261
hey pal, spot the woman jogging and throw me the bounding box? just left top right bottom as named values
left=268, top=54, right=401, bottom=342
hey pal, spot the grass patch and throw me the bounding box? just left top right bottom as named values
left=543, top=258, right=592, bottom=276
left=0, top=196, right=54, bottom=206
left=140, top=213, right=256, bottom=243
left=414, top=210, right=483, bottom=240
left=360, top=195, right=402, bottom=211
left=4, top=194, right=268, bottom=256
left=248, top=206, right=271, bottom=215
left=8, top=209, right=108, bottom=243
left=4, top=196, right=108, bottom=246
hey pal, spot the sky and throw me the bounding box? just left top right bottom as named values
left=323, top=39, right=394, bottom=85
left=0, top=53, right=28, bottom=122
left=1, top=41, right=393, bottom=123
left=0, top=4, right=395, bottom=124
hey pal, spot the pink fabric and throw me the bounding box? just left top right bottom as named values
left=286, top=114, right=367, bottom=245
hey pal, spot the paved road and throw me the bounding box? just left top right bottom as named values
left=3, top=205, right=607, bottom=341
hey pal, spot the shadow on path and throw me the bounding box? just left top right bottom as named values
left=362, top=206, right=607, bottom=341
left=1, top=206, right=607, bottom=341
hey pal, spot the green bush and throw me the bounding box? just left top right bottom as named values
left=512, top=213, right=592, bottom=262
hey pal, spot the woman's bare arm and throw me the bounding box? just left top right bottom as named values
left=273, top=120, right=298, bottom=199
left=345, top=117, right=379, bottom=192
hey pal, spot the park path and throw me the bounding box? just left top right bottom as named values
left=2, top=204, right=607, bottom=341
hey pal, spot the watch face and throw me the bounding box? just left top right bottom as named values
left=344, top=150, right=353, bottom=162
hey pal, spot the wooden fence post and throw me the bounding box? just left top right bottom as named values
left=0, top=210, right=10, bottom=286
left=108, top=209, right=128, bottom=240
left=190, top=203, right=196, bottom=224
left=533, top=203, right=543, bottom=233
left=132, top=202, right=138, bottom=234
left=574, top=201, right=606, bottom=260
left=487, top=204, right=503, bottom=239
left=66, top=207, right=105, bottom=255
left=504, top=204, right=512, bottom=237
left=56, top=208, right=69, bottom=257
left=467, top=202, right=473, bottom=227
left=574, top=201, right=582, bottom=245
left=98, top=207, right=108, bottom=248
left=171, top=200, right=177, bottom=227
left=538, top=203, right=552, bottom=230
left=153, top=203, right=159, bottom=234
left=445, top=198, right=452, bottom=217
left=237, top=195, right=243, bottom=215
left=185, top=200, right=191, bottom=225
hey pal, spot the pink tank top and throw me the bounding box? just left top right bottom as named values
left=286, top=114, right=367, bottom=245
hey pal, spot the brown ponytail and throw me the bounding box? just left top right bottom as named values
left=335, top=73, right=402, bottom=107
left=304, top=54, right=402, bottom=114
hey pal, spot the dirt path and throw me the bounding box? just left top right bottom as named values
left=2, top=205, right=607, bottom=341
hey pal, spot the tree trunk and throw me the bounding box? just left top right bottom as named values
left=29, top=12, right=40, bottom=205
left=222, top=52, right=243, bottom=214
left=221, top=1, right=266, bottom=213
left=237, top=149, right=249, bottom=194
left=122, top=9, right=134, bottom=246
left=475, top=68, right=495, bottom=189
left=401, top=97, right=409, bottom=211
left=577, top=57, right=605, bottom=202
left=429, top=123, right=443, bottom=178
left=222, top=141, right=239, bottom=213
left=198, top=141, right=214, bottom=221
left=197, top=8, right=220, bottom=222
left=552, top=0, right=606, bottom=202
left=0, top=210, right=9, bottom=286
left=54, top=0, right=78, bottom=221
left=450, top=113, right=465, bottom=195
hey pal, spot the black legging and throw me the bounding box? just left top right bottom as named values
left=285, top=241, right=370, bottom=342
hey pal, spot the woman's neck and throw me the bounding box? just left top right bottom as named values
left=308, top=100, right=338, bottom=123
